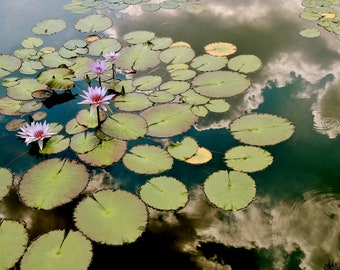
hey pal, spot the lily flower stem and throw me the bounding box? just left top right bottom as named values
left=98, top=75, right=102, bottom=87
left=96, top=106, right=101, bottom=128
left=112, top=63, right=115, bottom=79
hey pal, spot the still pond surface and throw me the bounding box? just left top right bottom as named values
left=0, top=0, right=339, bottom=269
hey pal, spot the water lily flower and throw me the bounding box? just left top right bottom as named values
left=88, top=60, right=106, bottom=76
left=78, top=86, right=115, bottom=116
left=17, top=121, right=56, bottom=150
left=103, top=51, right=118, bottom=62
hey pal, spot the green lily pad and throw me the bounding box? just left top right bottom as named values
left=37, top=68, right=74, bottom=90
left=65, top=118, right=88, bottom=134
left=140, top=176, right=188, bottom=210
left=159, top=46, right=195, bottom=64
left=20, top=230, right=92, bottom=270
left=229, top=113, right=295, bottom=146
left=299, top=11, right=321, bottom=20
left=133, top=75, right=162, bottom=91
left=74, top=189, right=148, bottom=245
left=0, top=97, right=27, bottom=116
left=59, top=39, right=88, bottom=58
left=19, top=158, right=89, bottom=210
left=123, top=31, right=155, bottom=44
left=170, top=69, right=196, bottom=80
left=227, top=54, right=262, bottom=73
left=147, top=91, right=175, bottom=103
left=167, top=136, right=199, bottom=160
left=192, top=71, right=251, bottom=98
left=140, top=103, right=198, bottom=137
left=0, top=54, right=21, bottom=78
left=75, top=14, right=113, bottom=32
left=13, top=48, right=38, bottom=60
left=7, top=78, right=47, bottom=101
left=78, top=138, right=127, bottom=167
left=18, top=100, right=43, bottom=114
left=70, top=131, right=101, bottom=154
left=40, top=52, right=75, bottom=68
left=191, top=105, right=209, bottom=117
left=101, top=113, right=147, bottom=140
left=224, top=145, right=273, bottom=172
left=160, top=80, right=190, bottom=94
left=204, top=170, right=256, bottom=210
left=191, top=54, right=228, bottom=71
left=76, top=109, right=107, bottom=128
left=19, top=60, right=44, bottom=75
left=32, top=18, right=67, bottom=35
left=108, top=2, right=129, bottom=10
left=123, top=145, right=173, bottom=174
left=160, top=0, right=180, bottom=9
left=63, top=3, right=92, bottom=13
left=69, top=56, right=93, bottom=81
left=299, top=28, right=321, bottom=38
left=88, top=37, right=122, bottom=56
left=0, top=168, right=13, bottom=201
left=142, top=3, right=160, bottom=11
left=22, top=37, right=44, bottom=49
left=113, top=93, right=153, bottom=111
left=150, top=37, right=173, bottom=50
left=181, top=89, right=210, bottom=105
left=39, top=135, right=70, bottom=155
left=205, top=99, right=230, bottom=113
left=0, top=220, right=28, bottom=270
left=114, top=44, right=160, bottom=71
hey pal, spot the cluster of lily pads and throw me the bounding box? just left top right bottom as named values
left=299, top=0, right=340, bottom=39
left=63, top=0, right=205, bottom=14
left=0, top=11, right=295, bottom=270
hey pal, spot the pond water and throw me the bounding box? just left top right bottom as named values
left=0, top=0, right=340, bottom=269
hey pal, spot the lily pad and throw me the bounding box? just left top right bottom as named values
left=160, top=80, right=190, bottom=94
left=140, top=103, right=198, bottom=137
left=181, top=89, right=210, bottom=105
left=140, top=176, right=188, bottom=210
left=76, top=109, right=106, bottom=128
left=299, top=28, right=321, bottom=38
left=205, top=99, right=231, bottom=113
left=224, top=145, right=273, bottom=172
left=0, top=54, right=21, bottom=78
left=123, top=31, right=155, bottom=44
left=0, top=97, right=27, bottom=116
left=229, top=113, right=295, bottom=146
left=70, top=131, right=101, bottom=154
left=19, top=60, right=44, bottom=75
left=113, top=93, right=153, bottom=111
left=37, top=68, right=75, bottom=90
left=20, top=230, right=92, bottom=270
left=7, top=78, right=47, bottom=101
left=167, top=136, right=199, bottom=160
left=0, top=220, right=28, bottom=270
left=19, top=158, right=89, bottom=210
left=227, top=54, right=263, bottom=73
left=123, top=145, right=173, bottom=174
left=147, top=91, right=175, bottom=103
left=204, top=170, right=256, bottom=210
left=191, top=54, right=228, bottom=71
left=159, top=46, right=195, bottom=64
left=32, top=18, right=67, bottom=35
left=204, top=42, right=237, bottom=56
left=192, top=71, right=251, bottom=98
left=65, top=118, right=88, bottom=134
left=40, top=52, right=75, bottom=68
left=133, top=75, right=162, bottom=91
left=101, top=113, right=148, bottom=140
left=0, top=168, right=13, bottom=201
left=170, top=69, right=196, bottom=80
left=75, top=14, right=113, bottom=32
left=74, top=189, right=148, bottom=245
left=22, top=37, right=44, bottom=48
left=150, top=37, right=173, bottom=50
left=88, top=37, right=122, bottom=56
left=142, top=3, right=160, bottom=11
left=39, top=135, right=70, bottom=154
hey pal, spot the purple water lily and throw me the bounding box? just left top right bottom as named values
left=103, top=51, right=118, bottom=62
left=88, top=60, right=106, bottom=76
left=17, top=121, right=56, bottom=150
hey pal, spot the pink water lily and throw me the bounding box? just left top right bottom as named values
left=78, top=86, right=115, bottom=116
left=103, top=51, right=118, bottom=62
left=88, top=60, right=106, bottom=76
left=17, top=121, right=56, bottom=150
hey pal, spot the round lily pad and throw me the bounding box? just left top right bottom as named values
left=159, top=46, right=195, bottom=64
left=0, top=220, right=28, bottom=269
left=22, top=37, right=44, bottom=49
left=70, top=131, right=100, bottom=154
left=39, top=135, right=70, bottom=155
left=7, top=78, right=47, bottom=101
left=204, top=42, right=237, bottom=56
left=204, top=170, right=256, bottom=210
left=75, top=14, right=113, bottom=32
left=132, top=75, right=162, bottom=91
left=37, top=68, right=74, bottom=90
left=74, top=189, right=148, bottom=245
left=167, top=136, right=198, bottom=160
left=229, top=113, right=295, bottom=146
left=32, top=18, right=67, bottom=35
left=123, top=145, right=173, bottom=174
left=140, top=176, right=188, bottom=210
left=19, top=158, right=89, bottom=210
left=123, top=31, right=155, bottom=44
left=299, top=28, right=321, bottom=38
left=88, top=37, right=122, bottom=56
left=224, top=145, right=273, bottom=172
left=160, top=80, right=190, bottom=94
left=0, top=168, right=13, bottom=200
left=0, top=54, right=21, bottom=78
left=20, top=230, right=92, bottom=270
left=113, top=93, right=153, bottom=112
left=227, top=54, right=263, bottom=73
left=191, top=54, right=228, bottom=71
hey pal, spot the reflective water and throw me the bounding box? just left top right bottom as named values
left=0, top=0, right=340, bottom=269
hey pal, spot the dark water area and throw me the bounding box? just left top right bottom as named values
left=0, top=0, right=339, bottom=269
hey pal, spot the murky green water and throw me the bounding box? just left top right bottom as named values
left=0, top=0, right=339, bottom=269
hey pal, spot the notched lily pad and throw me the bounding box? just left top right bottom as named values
left=32, top=18, right=67, bottom=35
left=159, top=46, right=195, bottom=64
left=0, top=168, right=13, bottom=200
left=123, top=31, right=155, bottom=44
left=75, top=14, right=113, bottom=32
left=0, top=54, right=21, bottom=78
left=167, top=136, right=199, bottom=160
left=227, top=54, right=262, bottom=73
left=37, top=68, right=75, bottom=90
left=204, top=42, right=237, bottom=56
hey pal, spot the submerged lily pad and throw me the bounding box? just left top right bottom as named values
left=32, top=18, right=67, bottom=35
left=74, top=189, right=148, bottom=245
left=140, top=176, right=188, bottom=210
left=0, top=220, right=28, bottom=270
left=0, top=54, right=21, bottom=78
left=224, top=145, right=273, bottom=172
left=75, top=14, right=113, bottom=32
left=192, top=71, right=251, bottom=98
left=140, top=103, right=198, bottom=137
left=20, top=230, right=92, bottom=270
left=0, top=168, right=13, bottom=201
left=123, top=145, right=173, bottom=174
left=204, top=170, right=256, bottom=210
left=19, top=158, right=89, bottom=210
left=229, top=113, right=295, bottom=146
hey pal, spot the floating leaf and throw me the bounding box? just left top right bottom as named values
left=32, top=18, right=67, bottom=35
left=101, top=113, right=147, bottom=140
left=65, top=118, right=88, bottom=134
left=147, top=91, right=174, bottom=103
left=205, top=99, right=230, bottom=113
left=299, top=11, right=320, bottom=20
left=75, top=14, right=113, bottom=32
left=181, top=89, right=210, bottom=105
left=70, top=131, right=100, bottom=154
left=39, top=135, right=70, bottom=155
left=7, top=78, right=47, bottom=101
left=229, top=113, right=295, bottom=146
left=18, top=100, right=43, bottom=114
left=20, top=230, right=92, bottom=270
left=204, top=42, right=237, bottom=56
left=0, top=54, right=21, bottom=78
left=123, top=145, right=173, bottom=174
left=167, top=136, right=199, bottom=160
left=191, top=54, right=228, bottom=71
left=185, top=147, right=212, bottom=164
left=0, top=97, right=26, bottom=116
left=191, top=105, right=208, bottom=117
left=142, top=3, right=160, bottom=11
left=160, top=80, right=190, bottom=94
left=0, top=168, right=13, bottom=200
left=133, top=75, right=162, bottom=91
left=37, top=68, right=74, bottom=90
left=123, top=31, right=155, bottom=44
left=140, top=103, right=198, bottom=137
left=159, top=46, right=195, bottom=64
left=192, top=71, right=251, bottom=98
left=0, top=220, right=28, bottom=269
left=160, top=0, right=180, bottom=9
left=19, top=60, right=44, bottom=75
left=227, top=54, right=262, bottom=73
left=170, top=69, right=196, bottom=80
left=6, top=118, right=26, bottom=131
left=204, top=170, right=256, bottom=210
left=22, top=37, right=44, bottom=49
left=150, top=37, right=173, bottom=50
left=76, top=109, right=106, bottom=128
left=78, top=138, right=127, bottom=167
left=140, top=176, right=188, bottom=210
left=88, top=37, right=121, bottom=56
left=74, top=189, right=148, bottom=245
left=40, top=51, right=75, bottom=67
left=19, top=158, right=89, bottom=210
left=299, top=28, right=321, bottom=38
left=224, top=145, right=273, bottom=172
